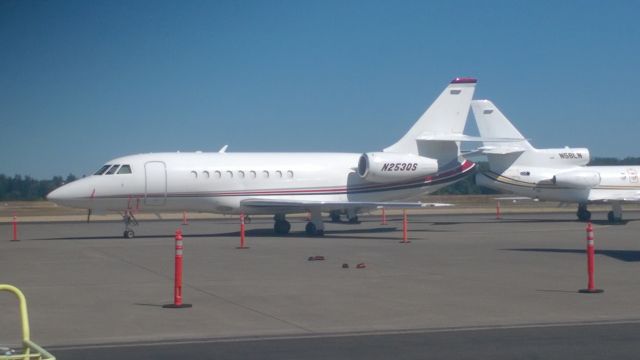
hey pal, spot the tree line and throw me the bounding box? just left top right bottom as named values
left=1, top=157, right=639, bottom=200
left=0, top=174, right=77, bottom=201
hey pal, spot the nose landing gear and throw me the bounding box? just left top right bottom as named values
left=122, top=211, right=138, bottom=238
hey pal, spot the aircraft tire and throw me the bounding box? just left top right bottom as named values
left=274, top=220, right=291, bottom=234
left=577, top=210, right=591, bottom=222
left=607, top=211, right=622, bottom=223
left=124, top=230, right=135, bottom=239
left=305, top=222, right=325, bottom=236
left=348, top=216, right=359, bottom=224
left=330, top=211, right=341, bottom=223
left=305, top=222, right=316, bottom=235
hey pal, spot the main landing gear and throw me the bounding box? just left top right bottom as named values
left=577, top=203, right=624, bottom=223
left=329, top=210, right=359, bottom=224
left=122, top=210, right=138, bottom=238
left=273, top=214, right=291, bottom=234
left=273, top=211, right=325, bottom=236
left=576, top=204, right=592, bottom=222
left=607, top=203, right=623, bottom=223
left=305, top=208, right=325, bottom=236
left=346, top=208, right=359, bottom=224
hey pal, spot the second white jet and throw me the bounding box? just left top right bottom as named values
left=472, top=99, right=640, bottom=223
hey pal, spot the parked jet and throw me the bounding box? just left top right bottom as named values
left=47, top=78, right=479, bottom=238
left=472, top=99, right=640, bottom=223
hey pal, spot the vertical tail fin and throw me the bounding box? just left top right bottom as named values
left=384, top=77, right=477, bottom=165
left=471, top=100, right=533, bottom=150
left=471, top=99, right=536, bottom=172
left=472, top=100, right=590, bottom=171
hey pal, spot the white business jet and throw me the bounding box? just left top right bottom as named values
left=472, top=99, right=640, bottom=223
left=47, top=78, right=479, bottom=238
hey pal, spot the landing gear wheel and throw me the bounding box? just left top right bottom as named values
left=274, top=220, right=291, bottom=234
left=348, top=216, right=359, bottom=224
left=607, top=211, right=622, bottom=223
left=305, top=222, right=324, bottom=236
left=330, top=211, right=341, bottom=223
left=124, top=230, right=135, bottom=239
left=305, top=222, right=316, bottom=235
left=576, top=210, right=591, bottom=221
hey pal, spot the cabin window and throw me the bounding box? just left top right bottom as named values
left=203, top=170, right=210, bottom=179
left=214, top=170, right=222, bottom=179
left=238, top=170, right=245, bottom=178
left=262, top=170, right=269, bottom=178
left=249, top=171, right=256, bottom=179
left=275, top=170, right=283, bottom=178
left=190, top=171, right=198, bottom=179
left=226, top=170, right=234, bottom=178
left=106, top=165, right=120, bottom=175
left=287, top=170, right=294, bottom=178
left=94, top=165, right=111, bottom=175
left=117, top=165, right=132, bottom=174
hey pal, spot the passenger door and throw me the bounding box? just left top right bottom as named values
left=144, top=161, right=167, bottom=206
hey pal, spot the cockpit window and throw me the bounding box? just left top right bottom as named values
left=94, top=165, right=111, bottom=175
left=105, top=164, right=120, bottom=175
left=117, top=165, right=132, bottom=174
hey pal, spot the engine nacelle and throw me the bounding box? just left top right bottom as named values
left=357, top=152, right=438, bottom=183
left=552, top=170, right=600, bottom=189
left=548, top=148, right=591, bottom=166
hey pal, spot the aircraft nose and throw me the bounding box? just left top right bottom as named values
left=47, top=181, right=85, bottom=206
left=47, top=185, right=70, bottom=202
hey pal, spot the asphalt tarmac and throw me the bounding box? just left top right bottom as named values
left=2, top=211, right=640, bottom=358
left=48, top=322, right=640, bottom=360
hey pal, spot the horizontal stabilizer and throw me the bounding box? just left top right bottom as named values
left=473, top=145, right=527, bottom=155
left=417, top=133, right=528, bottom=142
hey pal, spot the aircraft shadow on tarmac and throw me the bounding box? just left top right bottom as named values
left=503, top=248, right=640, bottom=262
left=429, top=218, right=634, bottom=226
left=35, top=226, right=440, bottom=242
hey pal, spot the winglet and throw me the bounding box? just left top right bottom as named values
left=218, top=145, right=229, bottom=153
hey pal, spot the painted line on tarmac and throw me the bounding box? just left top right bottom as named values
left=47, top=318, right=640, bottom=351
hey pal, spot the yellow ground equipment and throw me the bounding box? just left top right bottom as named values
left=0, top=285, right=55, bottom=360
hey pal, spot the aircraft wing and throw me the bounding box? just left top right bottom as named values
left=588, top=193, right=640, bottom=203
left=240, top=198, right=452, bottom=212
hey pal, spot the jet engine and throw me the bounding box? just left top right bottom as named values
left=357, top=152, right=438, bottom=183
left=544, top=147, right=591, bottom=166
left=552, top=170, right=600, bottom=189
